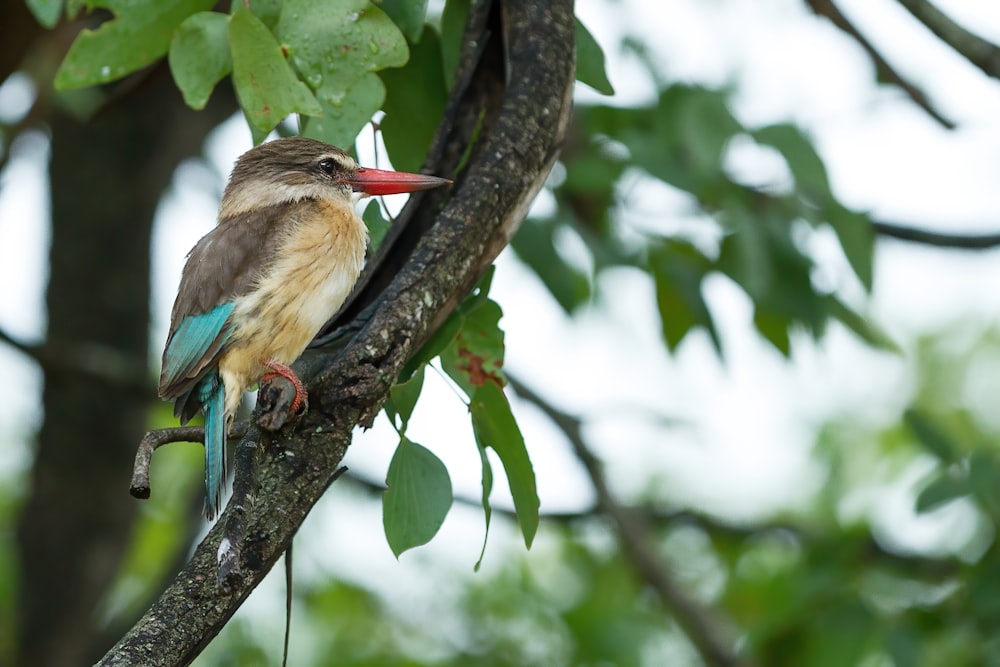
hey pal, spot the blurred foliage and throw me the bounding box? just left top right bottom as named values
left=184, top=327, right=1000, bottom=667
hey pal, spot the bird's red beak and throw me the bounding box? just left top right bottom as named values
left=347, top=167, right=452, bottom=197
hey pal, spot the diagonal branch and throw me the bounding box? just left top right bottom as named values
left=98, top=0, right=575, bottom=664
left=896, top=0, right=1000, bottom=80
left=507, top=376, right=750, bottom=667
left=803, top=0, right=954, bottom=128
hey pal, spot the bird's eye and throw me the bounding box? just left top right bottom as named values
left=318, top=158, right=336, bottom=175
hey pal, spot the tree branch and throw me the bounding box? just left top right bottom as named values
left=99, top=0, right=575, bottom=663
left=896, top=0, right=1000, bottom=80
left=803, top=0, right=954, bottom=128
left=873, top=220, right=1000, bottom=249
left=507, top=376, right=749, bottom=667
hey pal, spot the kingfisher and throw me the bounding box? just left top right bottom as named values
left=158, top=137, right=451, bottom=520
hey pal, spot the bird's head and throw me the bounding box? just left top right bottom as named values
left=219, top=136, right=451, bottom=219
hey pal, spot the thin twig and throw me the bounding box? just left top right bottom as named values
left=873, top=221, right=1000, bottom=249
left=129, top=423, right=249, bottom=499
left=507, top=376, right=749, bottom=667
left=804, top=0, right=954, bottom=128
left=896, top=0, right=1000, bottom=81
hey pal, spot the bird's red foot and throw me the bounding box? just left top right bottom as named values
left=261, top=360, right=307, bottom=415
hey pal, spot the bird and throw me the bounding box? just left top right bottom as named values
left=158, top=136, right=451, bottom=520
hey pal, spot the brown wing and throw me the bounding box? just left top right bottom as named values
left=158, top=201, right=310, bottom=408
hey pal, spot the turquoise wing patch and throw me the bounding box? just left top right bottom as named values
left=161, top=302, right=235, bottom=392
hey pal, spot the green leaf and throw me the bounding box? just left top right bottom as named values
left=441, top=298, right=506, bottom=397
left=575, top=18, right=614, bottom=95
left=380, top=26, right=448, bottom=173
left=473, top=435, right=493, bottom=571
left=915, top=473, right=969, bottom=513
left=627, top=86, right=743, bottom=195
left=362, top=199, right=391, bottom=252
left=302, top=72, right=385, bottom=148
left=278, top=0, right=408, bottom=105
left=904, top=408, right=959, bottom=463
left=386, top=365, right=424, bottom=434
left=168, top=11, right=230, bottom=110
left=717, top=214, right=773, bottom=300
left=826, top=204, right=875, bottom=291
left=377, top=0, right=428, bottom=43
left=55, top=0, right=216, bottom=90
left=26, top=0, right=63, bottom=28
left=383, top=438, right=453, bottom=557
left=471, top=382, right=538, bottom=548
left=439, top=0, right=469, bottom=89
left=229, top=7, right=321, bottom=134
left=753, top=123, right=832, bottom=202
left=649, top=241, right=721, bottom=356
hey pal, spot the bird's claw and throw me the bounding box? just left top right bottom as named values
left=257, top=366, right=308, bottom=432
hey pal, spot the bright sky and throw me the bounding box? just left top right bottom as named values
left=2, top=0, right=1000, bottom=654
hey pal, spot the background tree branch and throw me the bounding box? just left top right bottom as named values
left=896, top=0, right=1000, bottom=80
left=98, top=0, right=575, bottom=663
left=804, top=0, right=954, bottom=128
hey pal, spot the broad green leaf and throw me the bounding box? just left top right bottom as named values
left=649, top=241, right=721, bottom=356
left=168, top=11, right=230, bottom=110
left=378, top=0, right=428, bottom=43
left=55, top=0, right=215, bottom=89
left=27, top=0, right=63, bottom=28
left=916, top=473, right=969, bottom=513
left=362, top=199, right=391, bottom=252
left=380, top=26, right=448, bottom=173
left=904, top=408, right=959, bottom=463
left=229, top=7, right=321, bottom=134
left=277, top=0, right=408, bottom=106
left=754, top=123, right=832, bottom=202
left=471, top=382, right=538, bottom=548
left=626, top=86, right=742, bottom=195
left=441, top=298, right=506, bottom=397
left=575, top=18, right=614, bottom=95
left=826, top=204, right=875, bottom=291
left=439, top=0, right=469, bottom=89
left=717, top=213, right=773, bottom=301
left=302, top=72, right=385, bottom=148
left=383, top=438, right=453, bottom=557
left=386, top=365, right=424, bottom=434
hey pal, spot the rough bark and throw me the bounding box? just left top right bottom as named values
left=99, top=0, right=575, bottom=663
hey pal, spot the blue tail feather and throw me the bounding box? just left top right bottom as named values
left=198, top=373, right=226, bottom=521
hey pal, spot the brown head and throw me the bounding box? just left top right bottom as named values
left=218, top=137, right=451, bottom=219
